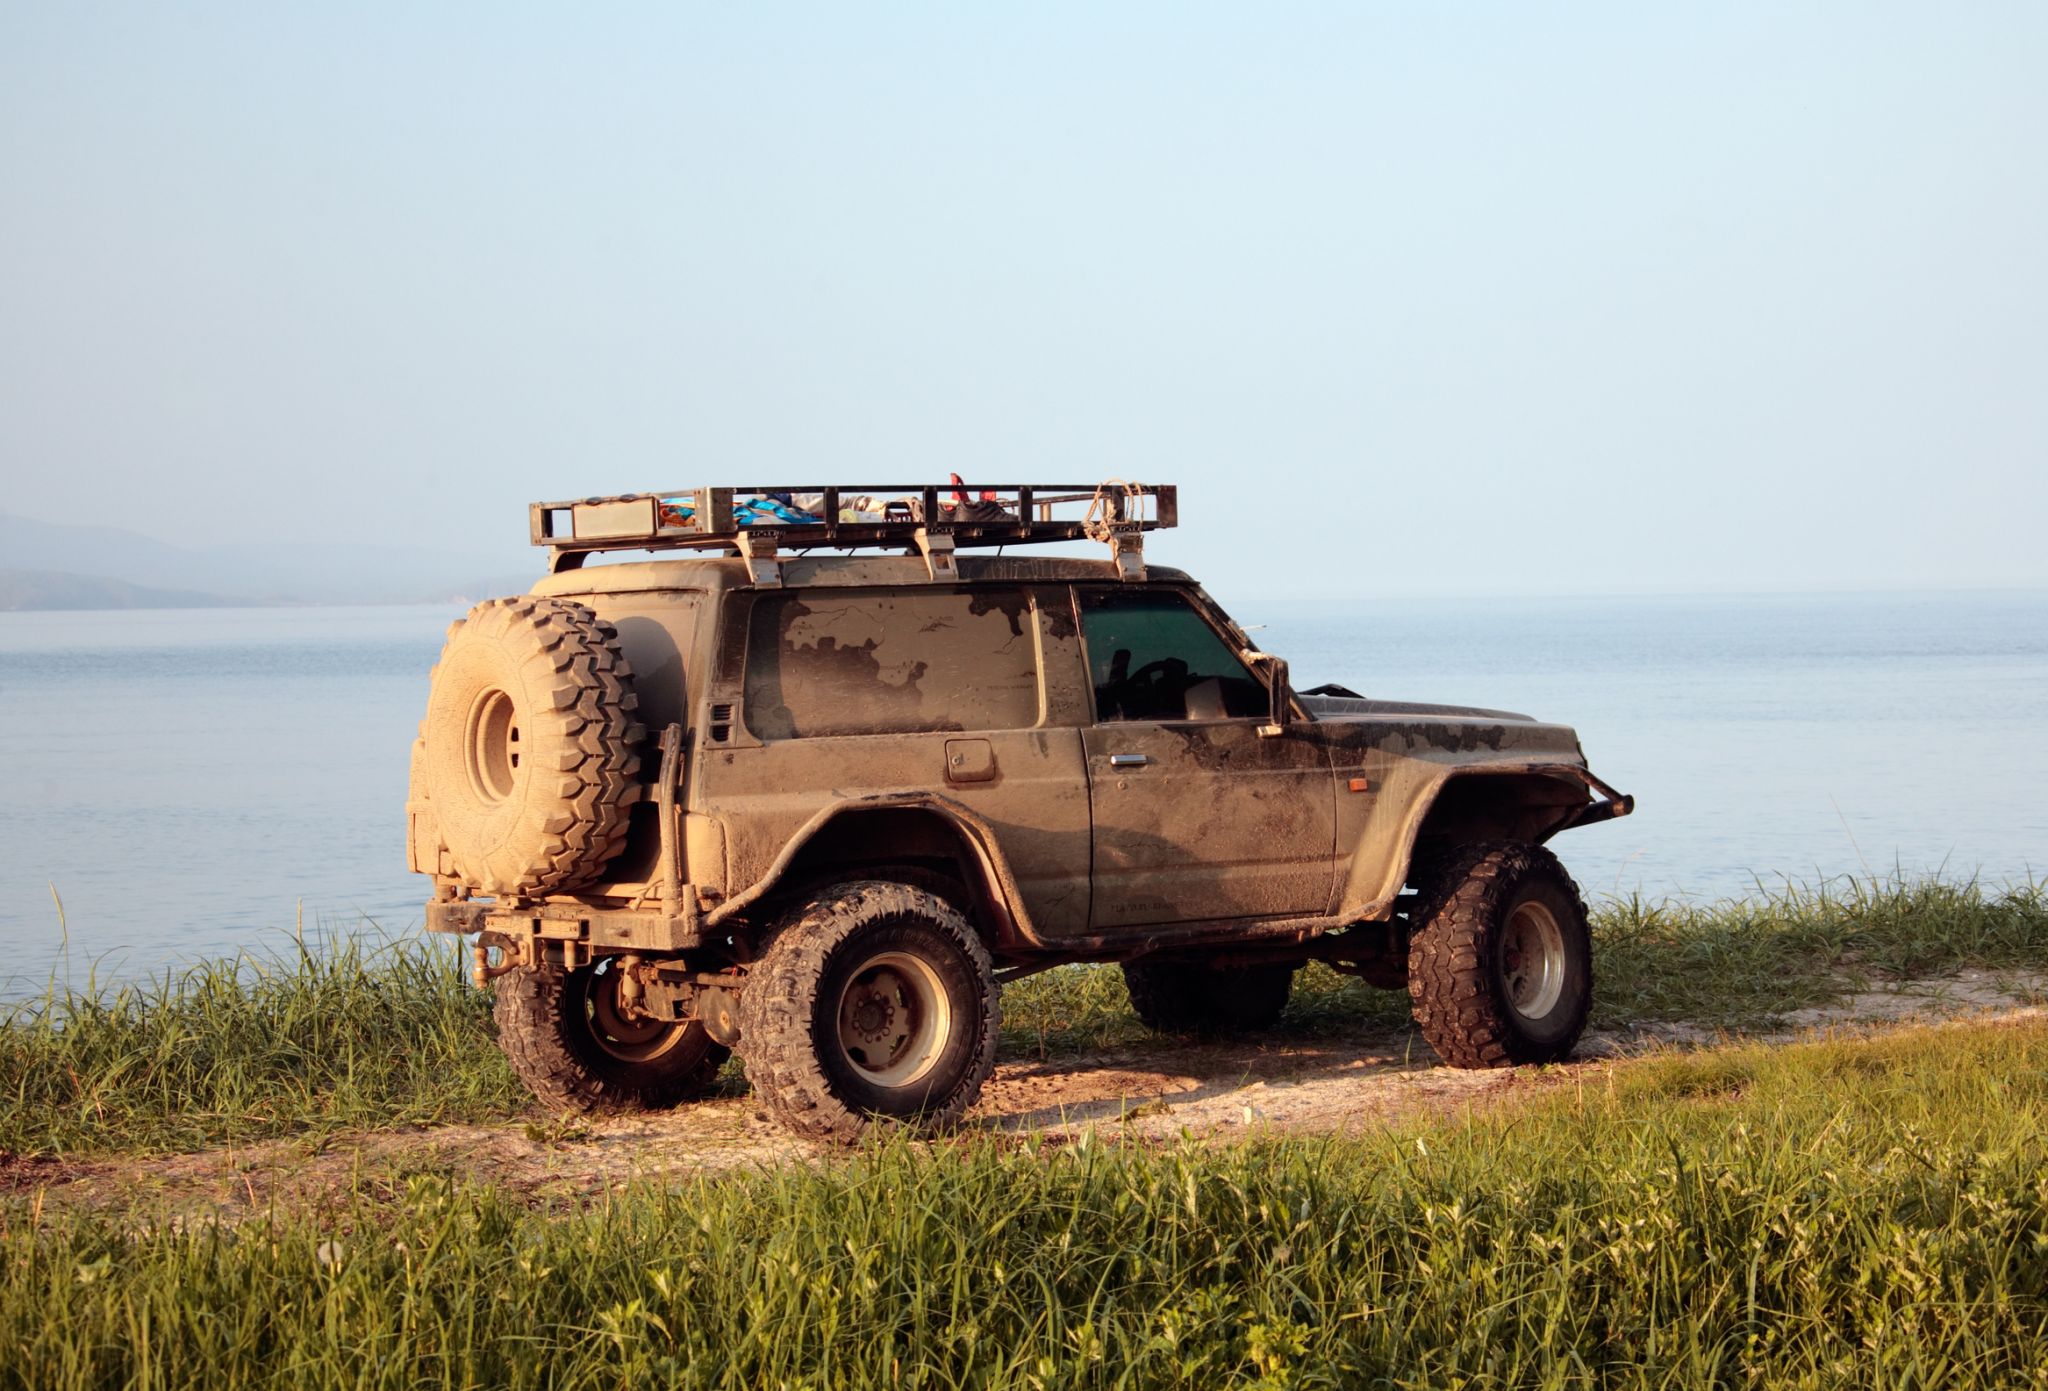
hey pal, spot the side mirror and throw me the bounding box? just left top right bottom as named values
left=1252, top=653, right=1291, bottom=738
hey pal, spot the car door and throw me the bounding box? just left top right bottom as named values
left=1075, top=585, right=1336, bottom=931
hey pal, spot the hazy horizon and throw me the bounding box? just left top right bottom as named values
left=9, top=499, right=2048, bottom=606
left=5, top=4, right=2044, bottom=604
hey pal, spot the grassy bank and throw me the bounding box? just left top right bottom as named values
left=3, top=876, right=2045, bottom=1157
left=989, top=874, right=2048, bottom=1054
left=0, top=935, right=527, bottom=1156
left=1593, top=874, right=2048, bottom=1025
left=4, top=1021, right=2046, bottom=1389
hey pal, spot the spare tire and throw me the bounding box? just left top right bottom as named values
left=421, top=596, right=643, bottom=895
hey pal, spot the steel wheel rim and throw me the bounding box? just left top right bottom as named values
left=834, top=951, right=950, bottom=1088
left=464, top=688, right=521, bottom=803
left=585, top=962, right=688, bottom=1064
left=1502, top=900, right=1567, bottom=1020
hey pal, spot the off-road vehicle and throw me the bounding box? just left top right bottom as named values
left=409, top=482, right=1633, bottom=1138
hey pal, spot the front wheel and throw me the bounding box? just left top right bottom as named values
left=1407, top=841, right=1592, bottom=1067
left=737, top=882, right=1000, bottom=1141
left=494, top=958, right=730, bottom=1113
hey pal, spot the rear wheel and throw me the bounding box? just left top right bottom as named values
left=494, top=959, right=729, bottom=1113
left=1406, top=841, right=1592, bottom=1067
left=737, top=882, right=1000, bottom=1141
left=1121, top=960, right=1295, bottom=1035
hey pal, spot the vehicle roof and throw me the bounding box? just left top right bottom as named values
left=530, top=552, right=1197, bottom=599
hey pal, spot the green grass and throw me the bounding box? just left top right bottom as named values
left=4, top=1021, right=2046, bottom=1389
left=0, top=934, right=528, bottom=1156
left=1593, top=875, right=2048, bottom=1027
left=3, top=875, right=2044, bottom=1158
left=986, top=874, right=2048, bottom=1057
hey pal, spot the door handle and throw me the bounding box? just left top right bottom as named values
left=1107, top=753, right=1149, bottom=768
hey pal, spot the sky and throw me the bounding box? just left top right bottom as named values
left=2, top=2, right=2044, bottom=600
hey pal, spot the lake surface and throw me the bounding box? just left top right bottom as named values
left=2, top=591, right=2043, bottom=994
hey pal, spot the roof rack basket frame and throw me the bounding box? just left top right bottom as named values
left=529, top=482, right=1176, bottom=581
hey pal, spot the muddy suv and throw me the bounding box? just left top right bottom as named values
left=409, top=483, right=1633, bottom=1138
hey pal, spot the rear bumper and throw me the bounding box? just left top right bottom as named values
left=425, top=899, right=704, bottom=953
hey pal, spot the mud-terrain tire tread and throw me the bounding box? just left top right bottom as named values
left=423, top=596, right=644, bottom=894
left=1121, top=960, right=1295, bottom=1035
left=1407, top=840, right=1592, bottom=1069
left=738, top=882, right=1000, bottom=1142
left=494, top=963, right=729, bottom=1113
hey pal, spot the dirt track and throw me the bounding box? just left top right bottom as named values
left=12, top=969, right=2043, bottom=1220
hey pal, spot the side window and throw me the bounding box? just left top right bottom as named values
left=745, top=588, right=1040, bottom=739
left=1078, top=588, right=1266, bottom=722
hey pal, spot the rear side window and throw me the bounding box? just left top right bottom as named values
left=745, top=588, right=1039, bottom=739
left=1079, top=588, right=1266, bottom=722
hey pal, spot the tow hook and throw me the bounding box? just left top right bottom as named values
left=471, top=936, right=523, bottom=989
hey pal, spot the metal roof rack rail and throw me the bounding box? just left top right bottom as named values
left=529, top=480, right=1176, bottom=583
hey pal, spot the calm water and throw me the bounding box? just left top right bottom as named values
left=2, top=592, right=2043, bottom=993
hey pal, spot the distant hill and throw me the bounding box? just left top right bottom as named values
left=0, top=568, right=238, bottom=612
left=0, top=511, right=539, bottom=607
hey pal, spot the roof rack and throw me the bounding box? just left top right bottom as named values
left=530, top=481, right=1176, bottom=584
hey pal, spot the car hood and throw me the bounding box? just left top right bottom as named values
left=1298, top=693, right=1537, bottom=723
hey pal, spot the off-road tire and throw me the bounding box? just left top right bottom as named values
left=1121, top=960, right=1295, bottom=1034
left=494, top=960, right=729, bottom=1113
left=1407, top=840, right=1592, bottom=1068
left=421, top=596, right=643, bottom=894
left=737, top=882, right=1000, bottom=1141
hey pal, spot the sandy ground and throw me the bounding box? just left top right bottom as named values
left=8, top=969, right=2043, bottom=1219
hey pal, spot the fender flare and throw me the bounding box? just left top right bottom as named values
left=702, top=792, right=1049, bottom=948
left=1356, top=762, right=1632, bottom=919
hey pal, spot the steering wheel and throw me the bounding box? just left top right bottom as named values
left=1117, top=657, right=1190, bottom=718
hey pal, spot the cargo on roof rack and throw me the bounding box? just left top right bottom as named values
left=529, top=481, right=1176, bottom=583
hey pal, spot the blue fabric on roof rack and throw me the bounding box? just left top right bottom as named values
left=736, top=497, right=821, bottom=525
left=659, top=497, right=823, bottom=527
